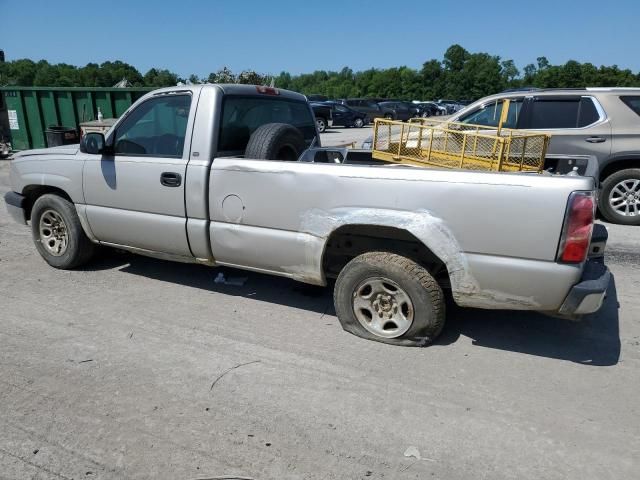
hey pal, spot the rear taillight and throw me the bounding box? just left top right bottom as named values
left=557, top=192, right=595, bottom=263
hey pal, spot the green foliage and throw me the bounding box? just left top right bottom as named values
left=1, top=45, right=640, bottom=100
left=142, top=68, right=178, bottom=87
left=272, top=45, right=640, bottom=100
left=0, top=59, right=145, bottom=87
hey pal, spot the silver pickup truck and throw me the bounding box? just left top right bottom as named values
left=3, top=84, right=611, bottom=346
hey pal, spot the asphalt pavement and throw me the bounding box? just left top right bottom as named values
left=320, top=124, right=373, bottom=148
left=0, top=148, right=638, bottom=480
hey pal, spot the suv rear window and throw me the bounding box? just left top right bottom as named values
left=218, top=96, right=315, bottom=153
left=620, top=96, right=640, bottom=116
left=529, top=97, right=600, bottom=129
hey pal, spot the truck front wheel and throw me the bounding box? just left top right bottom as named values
left=334, top=252, right=445, bottom=346
left=599, top=168, right=640, bottom=225
left=30, top=194, right=96, bottom=269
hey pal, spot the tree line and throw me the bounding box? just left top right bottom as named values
left=1, top=45, right=639, bottom=101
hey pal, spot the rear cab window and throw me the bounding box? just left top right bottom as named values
left=218, top=95, right=316, bottom=154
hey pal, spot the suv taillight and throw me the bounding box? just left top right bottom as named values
left=557, top=192, right=595, bottom=263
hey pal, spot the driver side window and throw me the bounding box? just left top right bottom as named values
left=113, top=95, right=191, bottom=158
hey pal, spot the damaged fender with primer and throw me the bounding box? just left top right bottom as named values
left=296, top=207, right=540, bottom=310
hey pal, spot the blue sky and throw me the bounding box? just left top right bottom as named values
left=3, top=0, right=639, bottom=77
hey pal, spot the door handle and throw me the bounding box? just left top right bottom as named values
left=585, top=136, right=606, bottom=143
left=160, top=172, right=182, bottom=187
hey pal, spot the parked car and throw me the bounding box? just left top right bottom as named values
left=437, top=101, right=463, bottom=115
left=4, top=84, right=610, bottom=347
left=310, top=102, right=332, bottom=133
left=449, top=87, right=640, bottom=225
left=377, top=101, right=414, bottom=121
left=341, top=99, right=384, bottom=120
left=330, top=103, right=368, bottom=128
left=402, top=101, right=422, bottom=118
left=415, top=102, right=439, bottom=117
left=431, top=102, right=449, bottom=115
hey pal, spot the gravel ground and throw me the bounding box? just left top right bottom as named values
left=0, top=159, right=638, bottom=480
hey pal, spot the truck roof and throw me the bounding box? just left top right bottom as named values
left=146, top=84, right=307, bottom=102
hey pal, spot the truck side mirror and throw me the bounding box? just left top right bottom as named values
left=80, top=132, right=107, bottom=155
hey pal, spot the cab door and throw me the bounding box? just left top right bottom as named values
left=82, top=93, right=195, bottom=256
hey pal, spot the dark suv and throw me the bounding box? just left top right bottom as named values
left=377, top=101, right=416, bottom=121
left=450, top=88, right=640, bottom=225
left=341, top=99, right=384, bottom=120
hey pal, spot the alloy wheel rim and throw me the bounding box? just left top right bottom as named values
left=609, top=178, right=640, bottom=217
left=39, top=209, right=69, bottom=256
left=352, top=276, right=414, bottom=338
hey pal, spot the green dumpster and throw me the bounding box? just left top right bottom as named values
left=0, top=86, right=154, bottom=151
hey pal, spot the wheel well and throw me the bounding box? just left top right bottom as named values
left=21, top=185, right=72, bottom=221
left=322, top=225, right=450, bottom=289
left=599, top=158, right=640, bottom=182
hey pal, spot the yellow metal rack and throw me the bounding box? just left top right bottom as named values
left=372, top=108, right=551, bottom=173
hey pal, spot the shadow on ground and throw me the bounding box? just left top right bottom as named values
left=86, top=251, right=621, bottom=366
left=437, top=277, right=621, bottom=366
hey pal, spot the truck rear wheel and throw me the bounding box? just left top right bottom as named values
left=244, top=123, right=306, bottom=161
left=599, top=168, right=640, bottom=225
left=334, top=252, right=445, bottom=346
left=30, top=194, right=96, bottom=269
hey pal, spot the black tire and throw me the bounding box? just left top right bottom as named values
left=334, top=252, right=445, bottom=347
left=30, top=194, right=96, bottom=269
left=599, top=168, right=640, bottom=225
left=384, top=113, right=394, bottom=120
left=353, top=117, right=364, bottom=128
left=244, top=123, right=306, bottom=161
left=315, top=117, right=327, bottom=133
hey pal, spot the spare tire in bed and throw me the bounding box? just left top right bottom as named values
left=244, top=123, right=306, bottom=161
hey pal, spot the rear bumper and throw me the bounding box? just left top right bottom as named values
left=558, top=259, right=610, bottom=316
left=4, top=191, right=27, bottom=225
